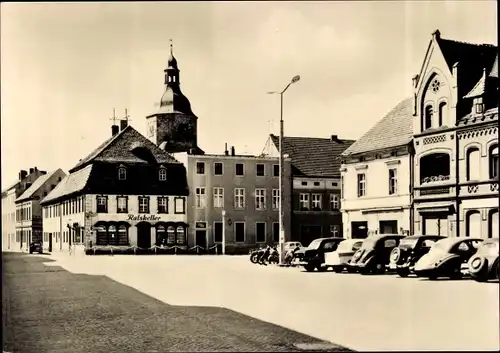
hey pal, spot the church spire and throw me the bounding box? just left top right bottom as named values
left=164, top=39, right=179, bottom=86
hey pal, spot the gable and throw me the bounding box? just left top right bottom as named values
left=70, top=126, right=180, bottom=173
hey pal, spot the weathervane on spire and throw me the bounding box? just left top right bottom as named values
left=110, top=108, right=118, bottom=125
left=169, top=38, right=173, bottom=55
left=123, top=108, right=131, bottom=123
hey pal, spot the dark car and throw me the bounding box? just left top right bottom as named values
left=389, top=235, right=445, bottom=277
left=467, top=238, right=499, bottom=282
left=349, top=234, right=405, bottom=274
left=414, top=237, right=483, bottom=280
left=29, top=242, right=43, bottom=254
left=297, top=237, right=345, bottom=272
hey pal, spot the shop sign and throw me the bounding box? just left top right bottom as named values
left=127, top=214, right=161, bottom=222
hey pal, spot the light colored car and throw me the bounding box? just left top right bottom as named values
left=467, top=238, right=499, bottom=282
left=324, top=239, right=363, bottom=273
left=283, top=241, right=303, bottom=253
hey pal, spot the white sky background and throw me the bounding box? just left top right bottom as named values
left=1, top=1, right=497, bottom=187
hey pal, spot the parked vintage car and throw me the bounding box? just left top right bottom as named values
left=389, top=235, right=445, bottom=277
left=324, top=239, right=364, bottom=273
left=349, top=234, right=405, bottom=274
left=296, top=237, right=345, bottom=272
left=29, top=242, right=43, bottom=254
left=414, top=237, right=483, bottom=280
left=467, top=238, right=499, bottom=282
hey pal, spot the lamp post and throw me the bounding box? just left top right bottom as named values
left=221, top=209, right=226, bottom=255
left=267, top=75, right=301, bottom=265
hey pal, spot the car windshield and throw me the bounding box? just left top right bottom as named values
left=399, top=238, right=418, bottom=248
left=308, top=239, right=322, bottom=250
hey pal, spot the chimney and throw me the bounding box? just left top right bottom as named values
left=19, top=170, right=27, bottom=181
left=432, top=29, right=441, bottom=40
left=120, top=119, right=128, bottom=131
left=231, top=146, right=235, bottom=156
left=224, top=143, right=229, bottom=156
left=331, top=135, right=341, bottom=143
left=111, top=125, right=119, bottom=136
left=29, top=168, right=34, bottom=174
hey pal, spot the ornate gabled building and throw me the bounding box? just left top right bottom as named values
left=41, top=122, right=190, bottom=254
left=146, top=43, right=204, bottom=155
left=411, top=29, right=498, bottom=238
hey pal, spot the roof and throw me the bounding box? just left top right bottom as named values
left=41, top=165, right=93, bottom=205
left=489, top=54, right=498, bottom=78
left=16, top=170, right=59, bottom=202
left=269, top=134, right=355, bottom=177
left=342, top=98, right=414, bottom=156
left=2, top=180, right=20, bottom=195
left=463, top=69, right=488, bottom=99
left=69, top=125, right=180, bottom=173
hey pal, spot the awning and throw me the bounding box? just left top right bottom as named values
left=416, top=202, right=455, bottom=214
left=361, top=206, right=404, bottom=214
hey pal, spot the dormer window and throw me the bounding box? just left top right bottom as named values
left=118, top=167, right=127, bottom=180
left=159, top=167, right=167, bottom=181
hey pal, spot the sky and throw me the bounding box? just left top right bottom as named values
left=1, top=1, right=497, bottom=187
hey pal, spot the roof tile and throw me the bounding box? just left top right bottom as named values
left=16, top=170, right=61, bottom=202
left=41, top=165, right=93, bottom=204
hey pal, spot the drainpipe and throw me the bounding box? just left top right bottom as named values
left=409, top=143, right=415, bottom=235
left=455, top=129, right=460, bottom=237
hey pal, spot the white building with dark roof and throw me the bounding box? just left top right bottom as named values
left=340, top=98, right=414, bottom=238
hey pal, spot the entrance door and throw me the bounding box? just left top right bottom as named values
left=424, top=216, right=449, bottom=237
left=48, top=233, right=53, bottom=252
left=351, top=221, right=368, bottom=239
left=379, top=220, right=398, bottom=234
left=196, top=230, right=207, bottom=249
left=137, top=223, right=152, bottom=249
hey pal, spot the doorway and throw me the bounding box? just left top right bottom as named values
left=423, top=215, right=449, bottom=237
left=137, top=223, right=152, bottom=249
left=351, top=221, right=368, bottom=239
left=48, top=233, right=53, bottom=252
left=379, top=220, right=398, bottom=234
left=196, top=230, right=207, bottom=249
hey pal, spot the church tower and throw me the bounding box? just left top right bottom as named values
left=146, top=41, right=203, bottom=154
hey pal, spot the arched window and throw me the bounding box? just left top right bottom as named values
left=118, top=167, right=127, bottom=180
left=96, top=225, right=107, bottom=245
left=176, top=226, right=186, bottom=245
left=488, top=210, right=499, bottom=238
left=420, top=153, right=450, bottom=183
left=159, top=168, right=167, bottom=181
left=108, top=225, right=117, bottom=245
left=466, top=211, right=481, bottom=238
left=167, top=226, right=176, bottom=246
left=438, top=102, right=447, bottom=127
left=466, top=147, right=481, bottom=181
left=118, top=225, right=128, bottom=245
left=156, top=225, right=166, bottom=246
left=424, top=105, right=433, bottom=130
left=489, top=144, right=499, bottom=179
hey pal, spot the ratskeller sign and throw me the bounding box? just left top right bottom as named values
left=127, top=214, right=161, bottom=222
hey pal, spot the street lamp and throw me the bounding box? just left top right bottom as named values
left=267, top=75, right=301, bottom=266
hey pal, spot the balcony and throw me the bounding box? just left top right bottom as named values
left=459, top=181, right=499, bottom=197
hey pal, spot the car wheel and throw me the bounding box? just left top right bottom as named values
left=373, top=263, right=386, bottom=275
left=397, top=268, right=410, bottom=278
left=304, top=264, right=315, bottom=272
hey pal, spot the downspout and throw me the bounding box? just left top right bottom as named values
left=455, top=127, right=460, bottom=237
left=409, top=142, right=415, bottom=235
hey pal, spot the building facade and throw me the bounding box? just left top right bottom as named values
left=263, top=134, right=354, bottom=246
left=41, top=123, right=189, bottom=254
left=340, top=99, right=414, bottom=239
left=2, top=167, right=48, bottom=251
left=15, top=169, right=66, bottom=251
left=411, top=30, right=498, bottom=238
left=185, top=147, right=292, bottom=254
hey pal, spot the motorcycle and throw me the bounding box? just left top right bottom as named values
left=267, top=246, right=279, bottom=264
left=249, top=248, right=263, bottom=264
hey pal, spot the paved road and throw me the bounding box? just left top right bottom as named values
left=43, top=253, right=500, bottom=351
left=2, top=253, right=350, bottom=353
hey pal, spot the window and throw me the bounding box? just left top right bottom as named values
left=214, top=162, right=223, bottom=175
left=389, top=168, right=398, bottom=195
left=176, top=226, right=186, bottom=245
left=489, top=145, right=499, bottom=179
left=255, top=189, right=266, bottom=210
left=341, top=176, right=344, bottom=199
left=424, top=105, right=433, bottom=130
left=138, top=196, right=150, bottom=213
left=256, top=222, right=266, bottom=243
left=330, top=225, right=340, bottom=237
left=196, top=162, right=205, bottom=175
left=330, top=194, right=339, bottom=210
left=117, top=196, right=128, bottom=213
left=384, top=239, right=397, bottom=248
left=167, top=226, right=176, bottom=245
left=235, top=163, right=244, bottom=176
left=159, top=168, right=167, bottom=181
left=467, top=147, right=481, bottom=181
left=299, top=193, right=309, bottom=210
left=357, top=173, right=366, bottom=197
left=234, top=222, right=245, bottom=243
left=156, top=225, right=166, bottom=246
left=301, top=181, right=307, bottom=186
left=108, top=225, right=118, bottom=245
left=272, top=189, right=280, bottom=209
left=118, top=225, right=128, bottom=245
left=157, top=197, right=168, bottom=214
left=234, top=188, right=245, bottom=209
left=466, top=210, right=481, bottom=238
left=256, top=164, right=265, bottom=176
left=174, top=197, right=186, bottom=214
left=213, top=221, right=223, bottom=243
left=195, top=188, right=206, bottom=208
left=311, top=194, right=322, bottom=210
left=96, top=196, right=108, bottom=213
left=213, top=187, right=224, bottom=208
left=118, top=167, right=127, bottom=180
left=314, top=182, right=320, bottom=186
left=420, top=153, right=451, bottom=183
left=438, top=102, right=447, bottom=127
left=273, top=164, right=279, bottom=177
left=488, top=210, right=499, bottom=238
